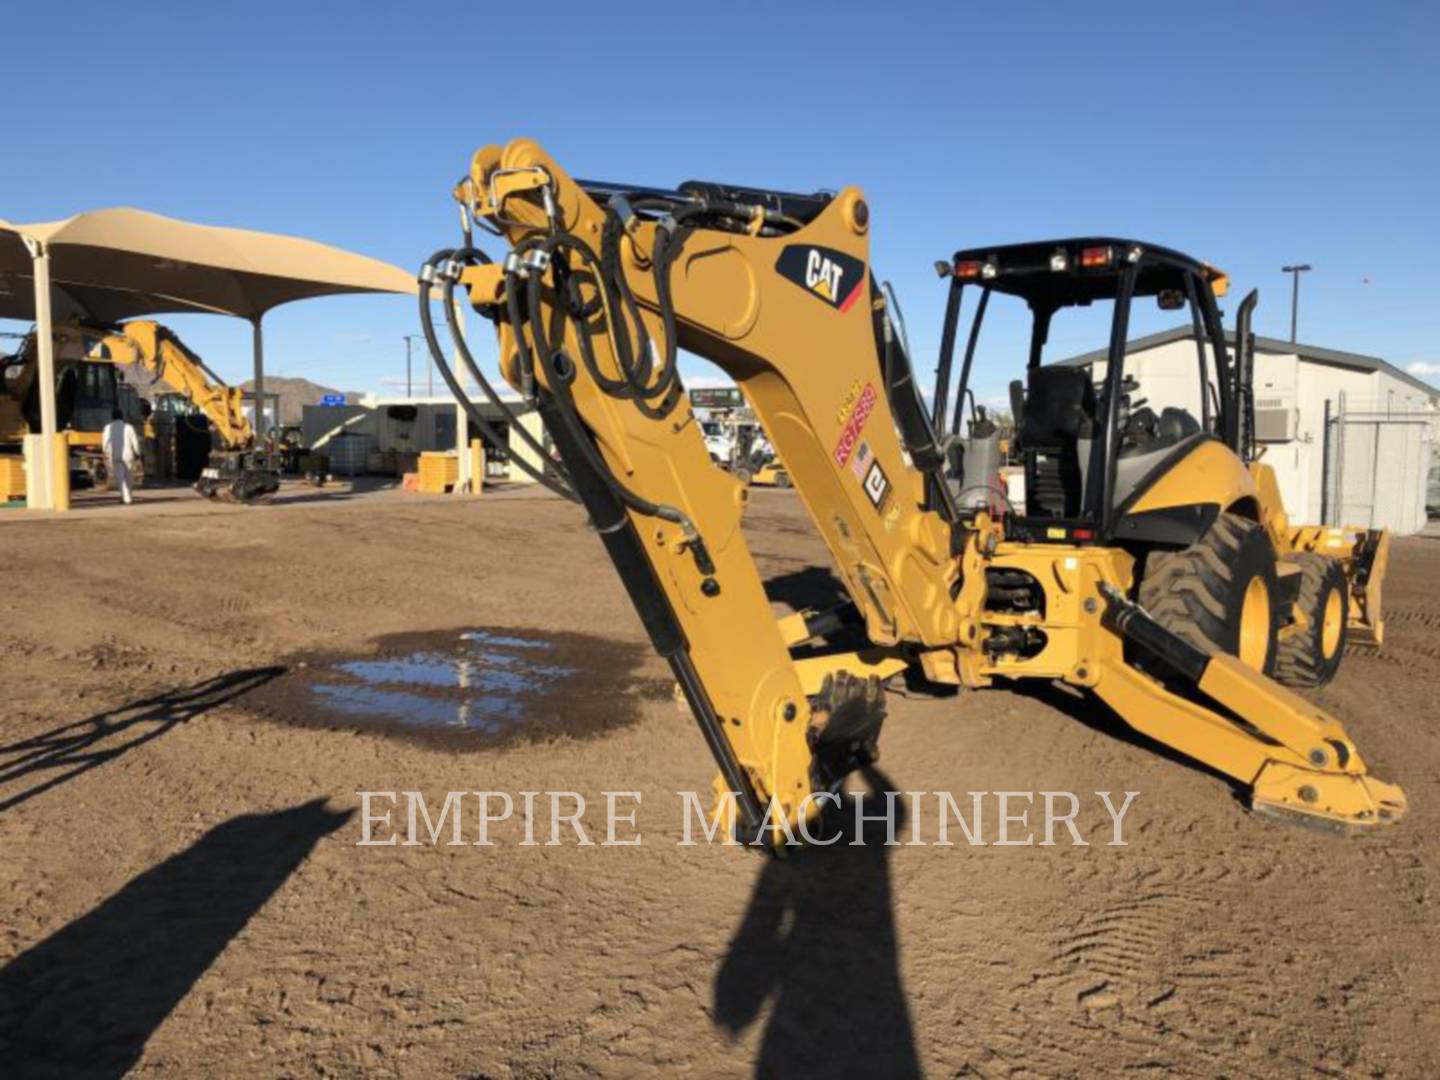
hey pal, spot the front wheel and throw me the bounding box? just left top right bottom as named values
left=1273, top=554, right=1348, bottom=688
left=1138, top=512, right=1280, bottom=675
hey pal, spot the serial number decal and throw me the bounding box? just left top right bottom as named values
left=833, top=382, right=878, bottom=468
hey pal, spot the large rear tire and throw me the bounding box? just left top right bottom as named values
left=1138, top=512, right=1280, bottom=675
left=1273, top=554, right=1348, bottom=688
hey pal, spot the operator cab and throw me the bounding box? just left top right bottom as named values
left=931, top=238, right=1251, bottom=545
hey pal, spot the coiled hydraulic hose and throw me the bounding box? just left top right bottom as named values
left=416, top=248, right=575, bottom=501
left=437, top=245, right=573, bottom=475
left=512, top=232, right=714, bottom=572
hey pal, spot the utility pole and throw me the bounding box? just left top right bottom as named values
left=1281, top=264, right=1311, bottom=343
left=403, top=334, right=422, bottom=399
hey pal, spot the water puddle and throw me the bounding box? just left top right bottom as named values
left=242, top=626, right=670, bottom=746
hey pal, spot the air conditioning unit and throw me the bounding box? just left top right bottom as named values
left=1254, top=400, right=1299, bottom=442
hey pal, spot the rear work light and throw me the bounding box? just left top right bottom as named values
left=1080, top=245, right=1114, bottom=268
left=1050, top=250, right=1069, bottom=272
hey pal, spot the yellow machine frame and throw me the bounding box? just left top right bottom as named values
left=437, top=139, right=1405, bottom=844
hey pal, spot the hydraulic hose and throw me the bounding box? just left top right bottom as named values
left=514, top=236, right=714, bottom=572
left=521, top=268, right=692, bottom=525
left=416, top=249, right=575, bottom=500
left=438, top=246, right=573, bottom=473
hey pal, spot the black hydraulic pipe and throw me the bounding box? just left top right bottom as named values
left=932, top=279, right=963, bottom=434
left=439, top=248, right=570, bottom=473
left=542, top=393, right=764, bottom=839
left=1094, top=262, right=1139, bottom=535
left=417, top=252, right=574, bottom=500
left=522, top=258, right=714, bottom=574
left=1101, top=585, right=1210, bottom=684
left=952, top=286, right=991, bottom=436
left=1184, top=274, right=1213, bottom=434
left=875, top=287, right=959, bottom=521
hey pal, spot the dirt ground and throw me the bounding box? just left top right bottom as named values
left=1, top=483, right=1437, bottom=1078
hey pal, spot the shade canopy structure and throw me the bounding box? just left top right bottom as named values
left=1, top=208, right=416, bottom=319
left=1, top=208, right=417, bottom=510
left=0, top=271, right=224, bottom=324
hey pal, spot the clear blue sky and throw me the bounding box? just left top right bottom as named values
left=5, top=2, right=1438, bottom=404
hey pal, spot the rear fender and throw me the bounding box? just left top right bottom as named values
left=1115, top=438, right=1260, bottom=547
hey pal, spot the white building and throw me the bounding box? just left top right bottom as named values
left=300, top=394, right=549, bottom=484
left=1057, top=328, right=1438, bottom=534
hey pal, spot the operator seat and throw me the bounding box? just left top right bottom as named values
left=1017, top=366, right=1096, bottom=517
left=1112, top=406, right=1206, bottom=507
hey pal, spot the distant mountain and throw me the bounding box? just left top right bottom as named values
left=115, top=366, right=361, bottom=429
left=238, top=376, right=363, bottom=427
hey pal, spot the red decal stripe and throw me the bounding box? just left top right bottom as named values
left=833, top=383, right=878, bottom=467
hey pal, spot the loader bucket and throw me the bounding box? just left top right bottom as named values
left=1347, top=528, right=1389, bottom=646
left=1285, top=524, right=1390, bottom=646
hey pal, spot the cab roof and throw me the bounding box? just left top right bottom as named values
left=948, top=237, right=1229, bottom=307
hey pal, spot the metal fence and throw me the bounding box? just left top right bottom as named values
left=1321, top=393, right=1435, bottom=532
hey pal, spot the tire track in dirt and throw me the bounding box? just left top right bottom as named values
left=1039, top=858, right=1278, bottom=1075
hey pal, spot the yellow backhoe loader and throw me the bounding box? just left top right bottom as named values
left=420, top=138, right=1405, bottom=847
left=932, top=240, right=1388, bottom=687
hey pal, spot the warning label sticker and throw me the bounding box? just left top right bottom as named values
left=833, top=383, right=878, bottom=468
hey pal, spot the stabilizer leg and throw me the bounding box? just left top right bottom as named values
left=1094, top=584, right=1406, bottom=832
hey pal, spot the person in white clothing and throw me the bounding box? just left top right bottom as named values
left=102, top=409, right=142, bottom=505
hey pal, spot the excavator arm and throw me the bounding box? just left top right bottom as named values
left=92, top=320, right=279, bottom=502
left=94, top=321, right=254, bottom=449
left=432, top=138, right=1404, bottom=845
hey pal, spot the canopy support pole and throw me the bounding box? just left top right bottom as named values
left=23, top=237, right=59, bottom=511
left=251, top=317, right=265, bottom=440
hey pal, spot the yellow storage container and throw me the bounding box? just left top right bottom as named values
left=417, top=452, right=459, bottom=494
left=0, top=455, right=24, bottom=501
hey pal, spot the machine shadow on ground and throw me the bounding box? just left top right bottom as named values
left=762, top=565, right=851, bottom=613
left=0, top=666, right=285, bottom=814
left=0, top=799, right=351, bottom=1078
left=713, top=766, right=922, bottom=1079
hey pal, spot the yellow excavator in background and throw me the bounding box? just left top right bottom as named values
left=89, top=320, right=281, bottom=502
left=420, top=138, right=1404, bottom=847
left=1, top=320, right=281, bottom=502
left=2, top=325, right=148, bottom=487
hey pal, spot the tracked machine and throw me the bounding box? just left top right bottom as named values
left=419, top=139, right=1405, bottom=846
